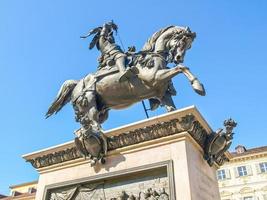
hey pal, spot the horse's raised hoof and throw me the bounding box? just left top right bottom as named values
left=192, top=79, right=206, bottom=96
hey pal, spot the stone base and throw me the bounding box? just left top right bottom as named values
left=23, top=106, right=221, bottom=200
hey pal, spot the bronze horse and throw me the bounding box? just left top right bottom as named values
left=46, top=25, right=205, bottom=164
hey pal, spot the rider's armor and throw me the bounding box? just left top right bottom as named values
left=96, top=22, right=132, bottom=81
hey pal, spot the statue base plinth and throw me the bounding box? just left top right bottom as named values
left=23, top=106, right=221, bottom=200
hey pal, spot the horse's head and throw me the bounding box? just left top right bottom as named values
left=166, top=27, right=196, bottom=64
left=143, top=26, right=196, bottom=65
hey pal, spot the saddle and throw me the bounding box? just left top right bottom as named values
left=94, top=57, right=138, bottom=79
left=95, top=46, right=143, bottom=79
left=94, top=65, right=120, bottom=78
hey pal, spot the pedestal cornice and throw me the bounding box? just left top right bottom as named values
left=23, top=106, right=212, bottom=170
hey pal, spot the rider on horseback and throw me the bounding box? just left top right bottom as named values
left=81, top=21, right=133, bottom=82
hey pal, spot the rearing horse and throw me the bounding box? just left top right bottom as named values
left=46, top=25, right=205, bottom=162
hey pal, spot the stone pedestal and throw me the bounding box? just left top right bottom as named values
left=23, top=106, right=222, bottom=200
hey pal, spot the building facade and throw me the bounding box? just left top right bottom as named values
left=218, top=145, right=267, bottom=200
left=0, top=181, right=37, bottom=200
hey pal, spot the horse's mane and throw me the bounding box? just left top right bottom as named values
left=142, top=26, right=174, bottom=52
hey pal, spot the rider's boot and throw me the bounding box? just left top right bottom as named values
left=116, top=57, right=133, bottom=82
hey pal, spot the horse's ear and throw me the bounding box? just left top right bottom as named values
left=192, top=32, right=196, bottom=39
left=185, top=26, right=191, bottom=32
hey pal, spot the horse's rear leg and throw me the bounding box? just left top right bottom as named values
left=88, top=106, right=102, bottom=132
left=98, top=109, right=109, bottom=124
left=73, top=91, right=102, bottom=133
left=161, top=93, right=176, bottom=112
left=180, top=66, right=206, bottom=96
left=73, top=91, right=107, bottom=164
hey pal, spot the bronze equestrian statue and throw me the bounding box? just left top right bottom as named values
left=46, top=22, right=206, bottom=164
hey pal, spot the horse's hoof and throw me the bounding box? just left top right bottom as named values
left=192, top=79, right=206, bottom=96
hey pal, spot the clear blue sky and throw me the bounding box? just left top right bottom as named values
left=0, top=0, right=267, bottom=195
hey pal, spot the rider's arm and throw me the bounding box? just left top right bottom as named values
left=98, top=24, right=108, bottom=48
left=100, top=23, right=109, bottom=36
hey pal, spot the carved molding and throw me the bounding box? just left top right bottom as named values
left=27, top=147, right=81, bottom=169
left=27, top=114, right=208, bottom=169
left=107, top=118, right=180, bottom=151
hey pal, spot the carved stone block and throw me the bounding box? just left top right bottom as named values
left=46, top=162, right=173, bottom=200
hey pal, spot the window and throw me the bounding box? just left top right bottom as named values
left=238, top=166, right=248, bottom=176
left=28, top=187, right=36, bottom=194
left=243, top=196, right=253, bottom=200
left=217, top=169, right=226, bottom=180
left=11, top=191, right=22, bottom=197
left=260, top=162, right=267, bottom=173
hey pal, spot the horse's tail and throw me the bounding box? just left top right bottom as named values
left=46, top=80, right=78, bottom=118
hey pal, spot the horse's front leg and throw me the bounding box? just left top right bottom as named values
left=161, top=92, right=176, bottom=112
left=154, top=65, right=184, bottom=86
left=179, top=65, right=206, bottom=96
left=148, top=92, right=176, bottom=112
left=137, top=57, right=161, bottom=85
